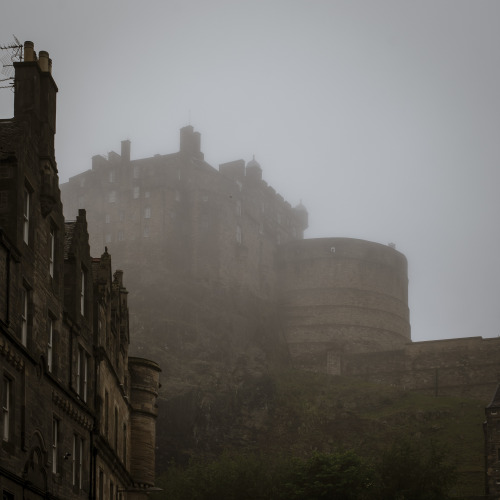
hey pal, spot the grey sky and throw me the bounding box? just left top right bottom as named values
left=1, top=1, right=499, bottom=342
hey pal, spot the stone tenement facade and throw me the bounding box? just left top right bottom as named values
left=485, top=385, right=500, bottom=498
left=62, top=120, right=500, bottom=403
left=0, top=41, right=160, bottom=500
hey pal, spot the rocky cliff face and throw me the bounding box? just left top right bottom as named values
left=122, top=265, right=290, bottom=467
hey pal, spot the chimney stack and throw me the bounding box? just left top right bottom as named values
left=24, top=41, right=35, bottom=62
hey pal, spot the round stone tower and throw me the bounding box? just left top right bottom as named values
left=278, top=237, right=410, bottom=372
left=128, top=357, right=161, bottom=487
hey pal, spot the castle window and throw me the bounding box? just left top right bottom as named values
left=144, top=207, right=151, bottom=219
left=109, top=171, right=115, bottom=183
left=143, top=225, right=149, bottom=238
left=23, top=187, right=30, bottom=244
left=79, top=177, right=85, bottom=188
left=236, top=180, right=242, bottom=192
left=118, top=231, right=124, bottom=241
left=105, top=234, right=112, bottom=243
left=49, top=228, right=55, bottom=278
left=2, top=377, right=11, bottom=442
left=110, top=481, right=114, bottom=499
left=133, top=186, right=139, bottom=199
left=236, top=226, right=242, bottom=244
left=236, top=200, right=242, bottom=216
left=133, top=166, right=140, bottom=179
left=108, top=191, right=116, bottom=203
left=105, top=214, right=110, bottom=223
left=52, top=417, right=59, bottom=474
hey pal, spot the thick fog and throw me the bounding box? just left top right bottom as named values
left=1, top=1, right=499, bottom=342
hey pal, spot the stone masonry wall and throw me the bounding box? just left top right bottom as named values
left=339, top=336, right=500, bottom=401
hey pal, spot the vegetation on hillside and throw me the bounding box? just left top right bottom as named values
left=151, top=442, right=456, bottom=499
left=155, top=369, right=486, bottom=497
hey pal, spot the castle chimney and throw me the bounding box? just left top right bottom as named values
left=121, top=140, right=131, bottom=163
left=179, top=126, right=204, bottom=160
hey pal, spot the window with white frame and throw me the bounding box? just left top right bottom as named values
left=72, top=435, right=77, bottom=486
left=49, top=229, right=55, bottom=278
left=21, top=287, right=28, bottom=347
left=123, top=423, right=127, bottom=463
left=133, top=166, right=140, bottom=179
left=236, top=226, right=242, bottom=244
left=105, top=214, right=110, bottom=224
left=23, top=187, right=30, bottom=244
left=47, top=318, right=54, bottom=373
left=109, top=171, right=115, bottom=183
left=2, top=377, right=11, bottom=442
left=52, top=418, right=58, bottom=474
left=236, top=200, right=241, bottom=216
left=76, top=347, right=88, bottom=402
left=133, top=186, right=139, bottom=199
left=80, top=268, right=85, bottom=316
left=144, top=207, right=151, bottom=219
left=108, top=191, right=116, bottom=203
left=72, top=435, right=85, bottom=489
left=80, top=437, right=84, bottom=489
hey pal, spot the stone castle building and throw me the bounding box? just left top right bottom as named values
left=0, top=41, right=160, bottom=499
left=61, top=124, right=500, bottom=403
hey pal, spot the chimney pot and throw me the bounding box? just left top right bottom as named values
left=24, top=41, right=35, bottom=62
left=38, top=51, right=49, bottom=72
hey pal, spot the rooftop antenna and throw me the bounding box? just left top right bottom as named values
left=0, top=35, right=22, bottom=91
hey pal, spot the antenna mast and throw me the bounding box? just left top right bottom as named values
left=0, top=36, right=23, bottom=90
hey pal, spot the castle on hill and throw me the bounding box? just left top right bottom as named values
left=61, top=126, right=500, bottom=402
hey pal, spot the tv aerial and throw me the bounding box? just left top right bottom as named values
left=0, top=35, right=23, bottom=91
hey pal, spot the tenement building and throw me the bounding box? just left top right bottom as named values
left=0, top=41, right=160, bottom=500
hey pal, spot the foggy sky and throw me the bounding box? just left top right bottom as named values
left=1, top=1, right=499, bottom=343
